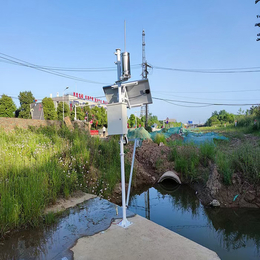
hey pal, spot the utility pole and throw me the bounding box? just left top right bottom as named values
left=256, top=0, right=260, bottom=41
left=142, top=30, right=149, bottom=128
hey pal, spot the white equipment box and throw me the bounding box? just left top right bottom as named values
left=107, top=103, right=127, bottom=135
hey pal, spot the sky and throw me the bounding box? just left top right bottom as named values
left=0, top=1, right=260, bottom=124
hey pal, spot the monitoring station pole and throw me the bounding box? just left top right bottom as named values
left=115, top=49, right=132, bottom=228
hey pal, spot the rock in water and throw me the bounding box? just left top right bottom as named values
left=210, top=199, right=220, bottom=207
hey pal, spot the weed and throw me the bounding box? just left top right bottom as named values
left=154, top=133, right=167, bottom=145
left=0, top=126, right=125, bottom=237
left=155, top=159, right=163, bottom=170
left=233, top=142, right=260, bottom=184
left=216, top=150, right=233, bottom=185
left=199, top=142, right=216, bottom=167
left=170, top=144, right=200, bottom=182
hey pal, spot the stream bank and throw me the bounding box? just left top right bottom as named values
left=111, top=137, right=260, bottom=209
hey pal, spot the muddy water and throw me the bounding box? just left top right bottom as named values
left=0, top=197, right=135, bottom=260
left=128, top=180, right=260, bottom=260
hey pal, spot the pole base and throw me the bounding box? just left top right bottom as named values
left=117, top=218, right=133, bottom=228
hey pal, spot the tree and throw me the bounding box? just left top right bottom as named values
left=212, top=111, right=218, bottom=116
left=71, top=105, right=85, bottom=121
left=82, top=104, right=91, bottom=121
left=18, top=91, right=35, bottom=119
left=42, top=97, right=57, bottom=120
left=238, top=108, right=245, bottom=115
left=248, top=105, right=260, bottom=116
left=91, top=106, right=107, bottom=128
left=224, top=113, right=234, bottom=123
left=0, top=94, right=16, bottom=117
left=57, top=102, right=70, bottom=121
left=148, top=114, right=160, bottom=127
left=128, top=114, right=136, bottom=128
left=206, top=115, right=220, bottom=126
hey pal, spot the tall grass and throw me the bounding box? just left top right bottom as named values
left=216, top=150, right=233, bottom=185
left=233, top=142, right=260, bottom=184
left=0, top=126, right=127, bottom=237
left=170, top=144, right=200, bottom=182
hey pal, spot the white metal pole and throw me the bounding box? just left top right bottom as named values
left=75, top=105, right=77, bottom=120
left=115, top=48, right=131, bottom=228
left=126, top=139, right=137, bottom=207
left=119, top=134, right=128, bottom=226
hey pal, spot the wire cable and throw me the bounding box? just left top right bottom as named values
left=152, top=89, right=260, bottom=94
left=153, top=92, right=260, bottom=102
left=152, top=65, right=260, bottom=74
left=153, top=97, right=260, bottom=106
left=0, top=58, right=141, bottom=72
left=0, top=53, right=110, bottom=84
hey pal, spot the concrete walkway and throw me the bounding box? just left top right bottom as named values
left=71, top=214, right=220, bottom=260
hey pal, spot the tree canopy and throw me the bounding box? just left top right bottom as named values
left=42, top=97, right=57, bottom=120
left=90, top=106, right=107, bottom=128
left=206, top=110, right=234, bottom=126
left=18, top=91, right=35, bottom=119
left=57, top=102, right=70, bottom=121
left=0, top=94, right=16, bottom=118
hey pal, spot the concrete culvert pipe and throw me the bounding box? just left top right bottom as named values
left=158, top=171, right=182, bottom=184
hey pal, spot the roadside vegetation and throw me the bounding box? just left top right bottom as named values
left=0, top=125, right=130, bottom=238
left=168, top=107, right=260, bottom=186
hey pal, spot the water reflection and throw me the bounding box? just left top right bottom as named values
left=128, top=180, right=260, bottom=260
left=0, top=198, right=135, bottom=260
left=156, top=180, right=200, bottom=216
left=205, top=208, right=260, bottom=253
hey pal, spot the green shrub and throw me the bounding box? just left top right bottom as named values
left=154, top=133, right=167, bottom=145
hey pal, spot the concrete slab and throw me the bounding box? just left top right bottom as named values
left=71, top=214, right=220, bottom=260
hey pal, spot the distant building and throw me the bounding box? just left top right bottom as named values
left=52, top=92, right=108, bottom=111
left=31, top=92, right=108, bottom=120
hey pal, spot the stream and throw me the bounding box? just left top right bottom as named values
left=128, top=180, right=260, bottom=260
left=1, top=181, right=260, bottom=259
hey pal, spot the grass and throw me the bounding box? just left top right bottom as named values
left=0, top=125, right=129, bottom=238
left=233, top=142, right=260, bottom=184
left=154, top=133, right=167, bottom=145
left=216, top=150, right=233, bottom=185
left=178, top=122, right=260, bottom=185
left=170, top=143, right=200, bottom=182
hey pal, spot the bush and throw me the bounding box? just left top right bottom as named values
left=154, top=133, right=167, bottom=145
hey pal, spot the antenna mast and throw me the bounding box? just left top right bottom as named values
left=141, top=30, right=149, bottom=127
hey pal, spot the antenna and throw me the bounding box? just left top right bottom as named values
left=124, top=20, right=126, bottom=52
left=141, top=30, right=149, bottom=127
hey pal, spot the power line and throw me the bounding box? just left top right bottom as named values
left=0, top=52, right=109, bottom=84
left=152, top=65, right=260, bottom=73
left=152, top=89, right=260, bottom=94
left=0, top=58, right=141, bottom=72
left=153, top=97, right=259, bottom=106
left=153, top=92, right=260, bottom=102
